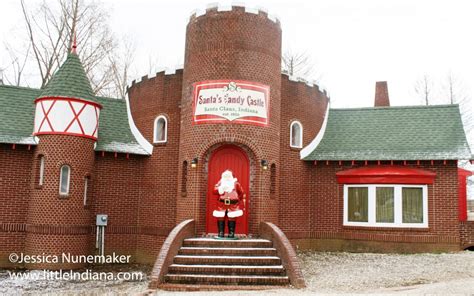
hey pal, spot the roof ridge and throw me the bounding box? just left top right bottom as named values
left=96, top=96, right=123, bottom=101
left=331, top=104, right=459, bottom=111
left=0, top=84, right=41, bottom=92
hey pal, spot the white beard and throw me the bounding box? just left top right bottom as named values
left=218, top=179, right=236, bottom=194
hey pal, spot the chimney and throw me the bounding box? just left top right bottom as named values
left=374, top=81, right=390, bottom=107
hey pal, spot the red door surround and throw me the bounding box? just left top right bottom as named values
left=206, top=145, right=250, bottom=234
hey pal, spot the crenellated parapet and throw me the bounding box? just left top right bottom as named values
left=188, top=2, right=280, bottom=26
left=281, top=71, right=330, bottom=100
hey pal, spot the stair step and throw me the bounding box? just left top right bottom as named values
left=168, top=264, right=286, bottom=275
left=174, top=255, right=281, bottom=265
left=183, top=238, right=273, bottom=248
left=165, top=274, right=290, bottom=285
left=158, top=283, right=285, bottom=291
left=179, top=247, right=277, bottom=256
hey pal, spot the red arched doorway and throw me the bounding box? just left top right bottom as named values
left=206, top=145, right=250, bottom=235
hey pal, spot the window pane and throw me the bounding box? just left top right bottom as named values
left=60, top=166, right=70, bottom=194
left=83, top=177, right=88, bottom=205
left=155, top=118, right=166, bottom=142
left=39, top=156, right=45, bottom=186
left=402, top=188, right=423, bottom=223
left=291, top=123, right=301, bottom=147
left=376, top=187, right=394, bottom=223
left=348, top=187, right=368, bottom=222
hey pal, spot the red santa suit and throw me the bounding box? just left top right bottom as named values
left=212, top=171, right=244, bottom=219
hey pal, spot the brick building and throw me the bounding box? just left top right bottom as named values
left=0, top=4, right=473, bottom=272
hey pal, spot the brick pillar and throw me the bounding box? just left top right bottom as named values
left=374, top=81, right=390, bottom=107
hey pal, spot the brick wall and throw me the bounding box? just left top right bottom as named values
left=91, top=152, right=144, bottom=260
left=291, top=161, right=462, bottom=252
left=460, top=221, right=474, bottom=248
left=128, top=70, right=183, bottom=263
left=278, top=76, right=329, bottom=236
left=0, top=144, right=32, bottom=267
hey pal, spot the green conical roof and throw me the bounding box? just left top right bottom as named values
left=38, top=52, right=97, bottom=103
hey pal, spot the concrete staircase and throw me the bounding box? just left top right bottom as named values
left=163, top=237, right=290, bottom=287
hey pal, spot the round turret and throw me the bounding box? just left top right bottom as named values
left=26, top=50, right=100, bottom=269
left=177, top=4, right=282, bottom=234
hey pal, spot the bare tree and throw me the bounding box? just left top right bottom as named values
left=442, top=72, right=473, bottom=148
left=104, top=37, right=135, bottom=99
left=2, top=42, right=30, bottom=86
left=282, top=49, right=320, bottom=81
left=414, top=74, right=433, bottom=105
left=11, top=0, right=133, bottom=98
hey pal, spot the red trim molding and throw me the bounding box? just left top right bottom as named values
left=458, top=168, right=473, bottom=221
left=32, top=131, right=98, bottom=141
left=336, top=166, right=436, bottom=184
left=33, top=96, right=101, bottom=140
left=35, top=96, right=103, bottom=109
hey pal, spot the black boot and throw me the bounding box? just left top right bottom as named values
left=217, top=220, right=225, bottom=238
left=227, top=221, right=236, bottom=238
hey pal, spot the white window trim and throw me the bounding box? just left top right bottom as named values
left=59, top=165, right=71, bottom=196
left=290, top=120, right=303, bottom=148
left=83, top=177, right=89, bottom=206
left=343, top=184, right=428, bottom=228
left=153, top=115, right=168, bottom=143
left=38, top=156, right=45, bottom=186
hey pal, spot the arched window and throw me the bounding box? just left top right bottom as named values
left=59, top=165, right=71, bottom=195
left=83, top=176, right=90, bottom=206
left=290, top=121, right=303, bottom=148
left=153, top=115, right=168, bottom=143
left=38, top=155, right=45, bottom=186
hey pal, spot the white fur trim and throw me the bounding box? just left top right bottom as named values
left=125, top=95, right=153, bottom=155
left=213, top=210, right=226, bottom=218
left=300, top=103, right=330, bottom=160
left=227, top=210, right=243, bottom=218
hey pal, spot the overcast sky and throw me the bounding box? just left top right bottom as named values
left=0, top=0, right=473, bottom=144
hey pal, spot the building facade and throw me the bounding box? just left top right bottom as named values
left=0, top=4, right=473, bottom=269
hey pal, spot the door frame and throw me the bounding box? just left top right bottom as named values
left=205, top=144, right=250, bottom=234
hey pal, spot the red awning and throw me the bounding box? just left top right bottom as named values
left=336, top=166, right=437, bottom=184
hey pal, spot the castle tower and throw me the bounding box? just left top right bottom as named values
left=25, top=45, right=101, bottom=269
left=177, top=5, right=282, bottom=234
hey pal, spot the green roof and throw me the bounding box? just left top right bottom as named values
left=0, top=85, right=40, bottom=145
left=302, top=105, right=472, bottom=161
left=0, top=85, right=149, bottom=155
left=95, top=96, right=150, bottom=155
left=38, top=53, right=97, bottom=103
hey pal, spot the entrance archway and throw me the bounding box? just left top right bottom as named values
left=206, top=145, right=250, bottom=234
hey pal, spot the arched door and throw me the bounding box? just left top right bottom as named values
left=207, top=145, right=250, bottom=234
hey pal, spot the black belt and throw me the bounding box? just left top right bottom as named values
left=219, top=199, right=239, bottom=205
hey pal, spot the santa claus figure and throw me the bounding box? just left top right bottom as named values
left=213, top=170, right=245, bottom=238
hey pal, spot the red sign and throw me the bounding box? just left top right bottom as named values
left=192, top=80, right=270, bottom=126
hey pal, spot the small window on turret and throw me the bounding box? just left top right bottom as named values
left=290, top=121, right=303, bottom=148
left=153, top=115, right=168, bottom=143
left=59, top=165, right=71, bottom=196
left=84, top=176, right=90, bottom=206
left=38, top=156, right=45, bottom=186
